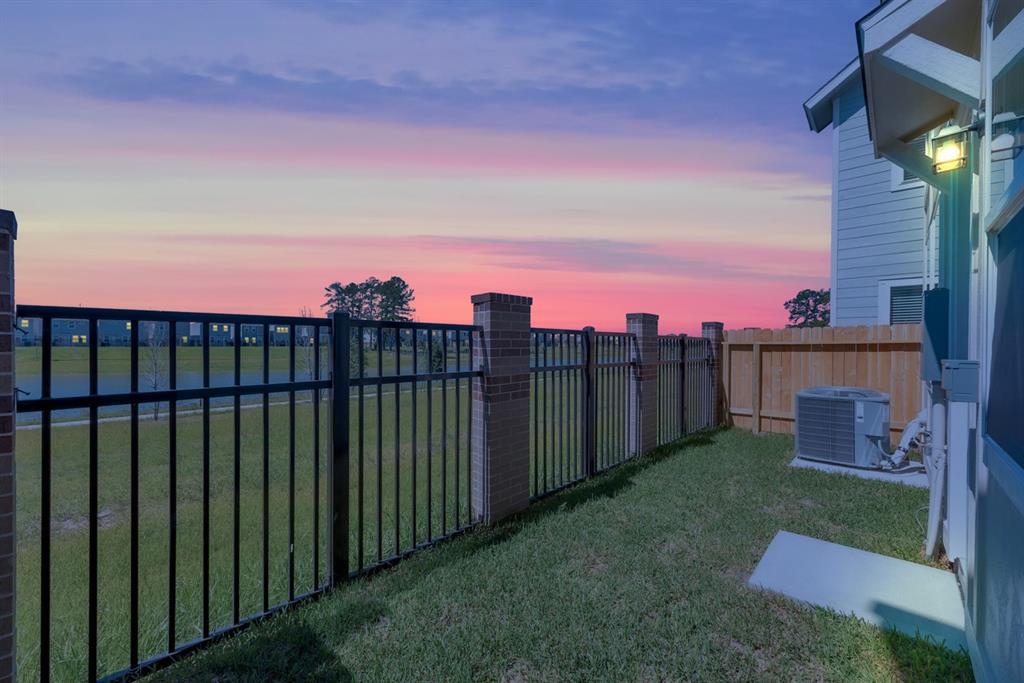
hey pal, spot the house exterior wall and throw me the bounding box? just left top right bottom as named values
left=831, top=85, right=927, bottom=326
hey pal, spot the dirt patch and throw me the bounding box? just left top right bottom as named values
left=437, top=602, right=469, bottom=628
left=724, top=638, right=775, bottom=673
left=718, top=566, right=750, bottom=584
left=54, top=507, right=118, bottom=535
left=584, top=552, right=608, bottom=574
left=501, top=659, right=539, bottom=683
left=371, top=615, right=391, bottom=640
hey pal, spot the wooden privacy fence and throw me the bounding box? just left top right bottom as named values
left=723, top=324, right=922, bottom=441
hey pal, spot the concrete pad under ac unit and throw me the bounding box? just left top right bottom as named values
left=789, top=456, right=929, bottom=489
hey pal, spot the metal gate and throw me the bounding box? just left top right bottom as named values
left=657, top=335, right=715, bottom=446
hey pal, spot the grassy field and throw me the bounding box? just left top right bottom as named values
left=153, top=429, right=972, bottom=683
left=16, top=369, right=604, bottom=682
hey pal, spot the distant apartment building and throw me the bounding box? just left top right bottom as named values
left=15, top=317, right=307, bottom=347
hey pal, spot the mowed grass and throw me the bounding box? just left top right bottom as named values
left=17, top=371, right=597, bottom=683
left=156, top=429, right=973, bottom=683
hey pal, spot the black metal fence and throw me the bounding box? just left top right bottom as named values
left=14, top=305, right=481, bottom=683
left=594, top=332, right=635, bottom=471
left=529, top=330, right=586, bottom=498
left=344, top=319, right=479, bottom=574
left=15, top=305, right=716, bottom=682
left=657, top=335, right=715, bottom=445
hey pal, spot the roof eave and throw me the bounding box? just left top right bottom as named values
left=803, top=59, right=861, bottom=133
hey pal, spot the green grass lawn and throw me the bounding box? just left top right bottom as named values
left=16, top=373, right=611, bottom=682
left=153, top=428, right=973, bottom=683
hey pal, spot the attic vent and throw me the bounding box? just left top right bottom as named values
left=902, top=136, right=928, bottom=183
left=890, top=284, right=924, bottom=324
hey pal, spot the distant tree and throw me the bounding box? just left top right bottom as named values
left=142, top=322, right=168, bottom=421
left=321, top=275, right=414, bottom=322
left=784, top=288, right=830, bottom=328
left=323, top=276, right=416, bottom=371
left=430, top=336, right=446, bottom=373
left=322, top=277, right=380, bottom=319
left=298, top=307, right=317, bottom=381
left=377, top=276, right=416, bottom=322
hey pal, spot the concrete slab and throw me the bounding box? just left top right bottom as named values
left=789, top=456, right=929, bottom=489
left=749, top=531, right=966, bottom=652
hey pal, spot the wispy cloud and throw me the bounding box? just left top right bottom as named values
left=145, top=232, right=823, bottom=282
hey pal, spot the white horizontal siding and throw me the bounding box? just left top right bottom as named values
left=831, top=85, right=925, bottom=326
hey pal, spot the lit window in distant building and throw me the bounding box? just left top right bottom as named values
left=276, top=326, right=289, bottom=334
left=19, top=319, right=28, bottom=328
left=181, top=336, right=188, bottom=343
left=126, top=321, right=132, bottom=330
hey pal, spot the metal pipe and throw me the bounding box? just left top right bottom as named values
left=925, top=395, right=947, bottom=559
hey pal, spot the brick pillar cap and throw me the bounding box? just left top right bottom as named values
left=471, top=292, right=533, bottom=305
left=0, top=210, right=17, bottom=239
left=701, top=321, right=724, bottom=329
left=626, top=313, right=659, bottom=321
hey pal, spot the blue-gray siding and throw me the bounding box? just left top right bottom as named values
left=832, top=86, right=926, bottom=326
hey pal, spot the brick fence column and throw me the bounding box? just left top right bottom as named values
left=471, top=293, right=532, bottom=524
left=626, top=313, right=658, bottom=457
left=0, top=210, right=16, bottom=683
left=701, top=321, right=724, bottom=427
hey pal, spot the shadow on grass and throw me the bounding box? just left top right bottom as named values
left=427, top=429, right=721, bottom=562
left=160, top=429, right=722, bottom=681
left=172, top=597, right=387, bottom=682
left=881, top=627, right=974, bottom=682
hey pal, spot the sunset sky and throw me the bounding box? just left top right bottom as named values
left=1, top=0, right=876, bottom=332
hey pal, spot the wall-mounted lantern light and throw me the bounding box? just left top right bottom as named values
left=932, top=130, right=967, bottom=174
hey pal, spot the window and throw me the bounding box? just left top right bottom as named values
left=276, top=326, right=289, bottom=334
left=212, top=324, right=219, bottom=332
left=878, top=279, right=924, bottom=324
left=891, top=135, right=927, bottom=190
left=19, top=319, right=28, bottom=328
left=126, top=321, right=132, bottom=330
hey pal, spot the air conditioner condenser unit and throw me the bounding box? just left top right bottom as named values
left=794, top=387, right=891, bottom=468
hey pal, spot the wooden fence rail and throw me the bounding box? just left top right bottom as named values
left=723, top=324, right=922, bottom=441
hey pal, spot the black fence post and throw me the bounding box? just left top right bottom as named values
left=582, top=326, right=597, bottom=477
left=679, top=334, right=688, bottom=435
left=329, top=311, right=350, bottom=586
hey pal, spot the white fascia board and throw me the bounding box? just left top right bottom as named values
left=860, top=0, right=948, bottom=54
left=992, top=9, right=1024, bottom=80
left=804, top=59, right=861, bottom=133
left=879, top=33, right=981, bottom=106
